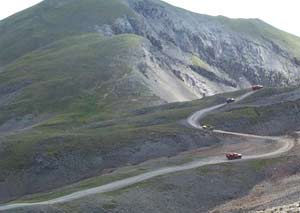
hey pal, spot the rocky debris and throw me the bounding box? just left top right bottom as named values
left=257, top=202, right=300, bottom=213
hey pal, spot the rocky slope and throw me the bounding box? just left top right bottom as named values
left=122, top=0, right=300, bottom=99
left=257, top=201, right=300, bottom=213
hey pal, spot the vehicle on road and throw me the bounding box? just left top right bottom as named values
left=226, top=98, right=235, bottom=104
left=201, top=124, right=214, bottom=131
left=225, top=152, right=242, bottom=160
left=252, top=85, right=264, bottom=90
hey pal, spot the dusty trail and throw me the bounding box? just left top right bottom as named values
left=0, top=91, right=294, bottom=211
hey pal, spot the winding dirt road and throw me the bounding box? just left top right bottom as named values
left=0, top=91, right=294, bottom=211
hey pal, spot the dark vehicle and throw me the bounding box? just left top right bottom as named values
left=226, top=153, right=242, bottom=160
left=226, top=98, right=235, bottom=104
left=252, top=85, right=264, bottom=90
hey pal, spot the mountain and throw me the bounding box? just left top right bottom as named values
left=1, top=0, right=300, bottom=105
left=0, top=0, right=300, bottom=203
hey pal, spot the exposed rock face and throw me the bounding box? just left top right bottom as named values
left=95, top=0, right=300, bottom=101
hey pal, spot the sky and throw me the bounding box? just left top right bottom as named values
left=0, top=0, right=42, bottom=19
left=0, top=0, right=299, bottom=37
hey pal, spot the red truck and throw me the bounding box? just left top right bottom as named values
left=252, top=85, right=264, bottom=90
left=226, top=153, right=242, bottom=160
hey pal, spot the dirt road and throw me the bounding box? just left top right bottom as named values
left=0, top=91, right=294, bottom=211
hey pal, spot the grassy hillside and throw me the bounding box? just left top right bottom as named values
left=0, top=33, right=153, bottom=126
left=0, top=0, right=135, bottom=65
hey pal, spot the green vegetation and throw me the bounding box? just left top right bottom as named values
left=202, top=87, right=300, bottom=134
left=102, top=201, right=118, bottom=210
left=204, top=107, right=262, bottom=125
left=0, top=0, right=135, bottom=64
left=12, top=166, right=144, bottom=203
left=104, top=177, right=157, bottom=197
left=249, top=159, right=274, bottom=171
left=207, top=100, right=300, bottom=126
left=0, top=32, right=160, bottom=177
left=0, top=88, right=244, bottom=181
left=0, top=33, right=144, bottom=125
left=240, top=86, right=300, bottom=104
left=101, top=156, right=284, bottom=198
left=2, top=86, right=296, bottom=204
